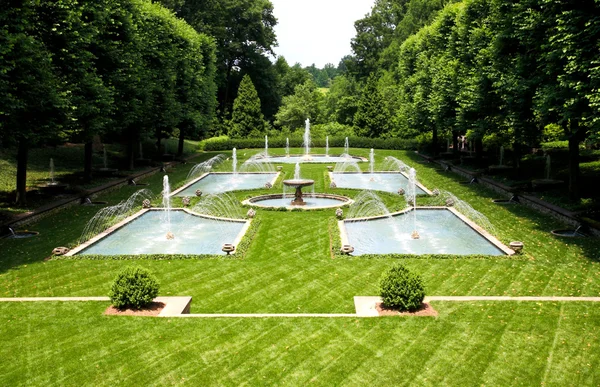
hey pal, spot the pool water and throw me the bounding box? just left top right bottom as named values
left=331, top=172, right=427, bottom=194
left=175, top=173, right=278, bottom=196
left=77, top=210, right=246, bottom=255
left=343, top=209, right=505, bottom=256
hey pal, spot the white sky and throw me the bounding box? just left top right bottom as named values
left=270, top=0, right=376, bottom=68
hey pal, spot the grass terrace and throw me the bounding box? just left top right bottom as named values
left=1, top=148, right=599, bottom=385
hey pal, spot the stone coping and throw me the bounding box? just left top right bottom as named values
left=328, top=170, right=433, bottom=195
left=339, top=206, right=514, bottom=256
left=242, top=193, right=354, bottom=210
left=65, top=208, right=250, bottom=256
left=170, top=171, right=280, bottom=197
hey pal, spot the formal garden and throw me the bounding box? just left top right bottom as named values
left=1, top=141, right=599, bottom=385
left=2, top=0, right=600, bottom=384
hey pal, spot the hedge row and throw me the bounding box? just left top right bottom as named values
left=201, top=136, right=419, bottom=152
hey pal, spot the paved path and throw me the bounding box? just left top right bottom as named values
left=425, top=296, right=600, bottom=302
left=2, top=296, right=599, bottom=318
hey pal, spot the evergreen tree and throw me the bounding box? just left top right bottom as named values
left=354, top=74, right=390, bottom=138
left=230, top=74, right=265, bottom=138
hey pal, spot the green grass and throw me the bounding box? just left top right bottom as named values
left=0, top=301, right=598, bottom=385
left=1, top=148, right=600, bottom=385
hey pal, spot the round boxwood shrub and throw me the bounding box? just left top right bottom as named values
left=109, top=266, right=159, bottom=309
left=379, top=263, right=425, bottom=311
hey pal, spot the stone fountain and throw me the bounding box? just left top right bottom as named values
left=282, top=178, right=314, bottom=206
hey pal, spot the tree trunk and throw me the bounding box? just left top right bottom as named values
left=567, top=119, right=585, bottom=200
left=452, top=131, right=459, bottom=155
left=84, top=142, right=93, bottom=182
left=15, top=139, right=28, bottom=206
left=223, top=61, right=233, bottom=111
left=177, top=126, right=185, bottom=157
left=155, top=129, right=162, bottom=156
left=475, top=138, right=483, bottom=161
left=432, top=128, right=438, bottom=157
left=513, top=142, right=522, bottom=179
left=127, top=135, right=135, bottom=171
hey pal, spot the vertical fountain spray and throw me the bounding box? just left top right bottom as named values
left=264, top=135, right=268, bottom=157
left=285, top=138, right=290, bottom=157
left=162, top=175, right=174, bottom=240
left=408, top=168, right=419, bottom=239
left=232, top=148, right=237, bottom=175
left=344, top=137, right=349, bottom=156
left=49, top=158, right=55, bottom=185
left=545, top=154, right=551, bottom=180
left=326, top=136, right=329, bottom=157
left=303, top=118, right=311, bottom=156
left=369, top=149, right=375, bottom=174
left=294, top=162, right=301, bottom=179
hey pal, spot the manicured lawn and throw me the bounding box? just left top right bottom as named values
left=0, top=301, right=598, bottom=385
left=1, top=148, right=599, bottom=385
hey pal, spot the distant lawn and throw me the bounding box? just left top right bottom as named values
left=0, top=138, right=201, bottom=219
left=1, top=148, right=599, bottom=385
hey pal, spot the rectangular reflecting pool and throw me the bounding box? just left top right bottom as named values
left=341, top=208, right=509, bottom=256
left=173, top=172, right=278, bottom=196
left=73, top=209, right=248, bottom=256
left=330, top=172, right=428, bottom=194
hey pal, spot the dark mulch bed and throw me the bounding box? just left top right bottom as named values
left=104, top=302, right=165, bottom=316
left=376, top=302, right=438, bottom=317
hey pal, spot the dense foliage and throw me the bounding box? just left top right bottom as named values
left=329, top=0, right=600, bottom=199
left=109, top=266, right=160, bottom=309
left=0, top=0, right=216, bottom=204
left=379, top=263, right=425, bottom=311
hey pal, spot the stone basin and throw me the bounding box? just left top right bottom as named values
left=282, top=179, right=314, bottom=206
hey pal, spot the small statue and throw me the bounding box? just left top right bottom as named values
left=397, top=188, right=405, bottom=196
left=182, top=197, right=191, bottom=207
left=142, top=199, right=151, bottom=209
left=247, top=209, right=256, bottom=218
left=335, top=208, right=343, bottom=219
left=432, top=188, right=440, bottom=196
left=411, top=230, right=420, bottom=239
left=166, top=232, right=174, bottom=240
left=195, top=189, right=202, bottom=197
left=265, top=182, right=272, bottom=189
left=330, top=181, right=337, bottom=189
left=445, top=198, right=455, bottom=207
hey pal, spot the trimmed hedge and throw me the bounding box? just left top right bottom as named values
left=109, top=266, right=159, bottom=309
left=379, top=263, right=425, bottom=311
left=201, top=136, right=418, bottom=151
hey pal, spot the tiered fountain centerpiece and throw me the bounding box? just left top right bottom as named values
left=282, top=178, right=314, bottom=206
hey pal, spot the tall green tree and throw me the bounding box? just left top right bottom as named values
left=164, top=0, right=277, bottom=114
left=275, top=80, right=323, bottom=132
left=0, top=1, right=68, bottom=204
left=229, top=74, right=265, bottom=138
left=354, top=74, right=390, bottom=138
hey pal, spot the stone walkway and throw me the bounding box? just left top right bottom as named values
left=1, top=295, right=599, bottom=318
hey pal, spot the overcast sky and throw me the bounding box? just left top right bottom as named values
left=270, top=0, right=376, bottom=68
